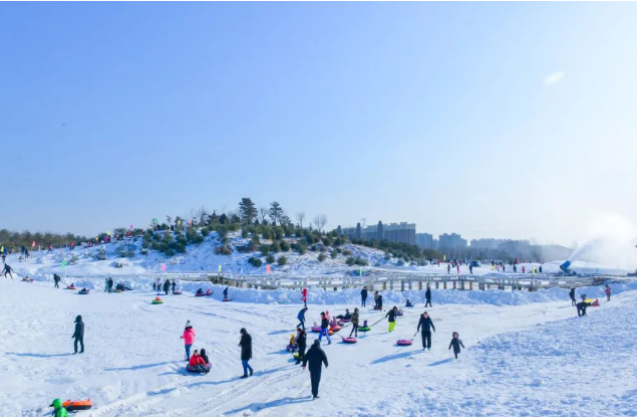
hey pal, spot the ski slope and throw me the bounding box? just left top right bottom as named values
left=2, top=278, right=636, bottom=417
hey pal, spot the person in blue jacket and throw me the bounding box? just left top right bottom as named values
left=297, top=307, right=308, bottom=330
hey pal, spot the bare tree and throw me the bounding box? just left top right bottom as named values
left=258, top=207, right=269, bottom=223
left=313, top=214, right=328, bottom=232
left=296, top=212, right=305, bottom=229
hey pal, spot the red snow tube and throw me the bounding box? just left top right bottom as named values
left=341, top=337, right=357, bottom=344
left=222, top=298, right=232, bottom=302
left=66, top=285, right=77, bottom=290
left=61, top=399, right=93, bottom=411
left=311, top=326, right=322, bottom=333
left=396, top=339, right=413, bottom=346
left=330, top=326, right=341, bottom=332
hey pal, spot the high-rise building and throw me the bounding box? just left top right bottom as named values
left=438, top=233, right=467, bottom=250
left=416, top=233, right=435, bottom=249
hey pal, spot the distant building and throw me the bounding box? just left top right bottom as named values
left=416, top=233, right=435, bottom=249
left=470, top=238, right=530, bottom=250
left=340, top=221, right=416, bottom=245
left=438, top=233, right=467, bottom=250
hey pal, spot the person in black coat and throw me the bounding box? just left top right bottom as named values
left=239, top=328, right=253, bottom=378
left=425, top=286, right=432, bottom=308
left=448, top=332, right=465, bottom=359
left=53, top=273, right=61, bottom=289
left=361, top=287, right=368, bottom=307
left=72, top=315, right=84, bottom=354
left=223, top=287, right=229, bottom=300
left=295, top=328, right=307, bottom=365
left=163, top=279, right=170, bottom=295
left=302, top=339, right=329, bottom=399
left=2, top=264, right=14, bottom=279
left=569, top=288, right=576, bottom=306
left=576, top=301, right=590, bottom=317
left=416, top=311, right=436, bottom=350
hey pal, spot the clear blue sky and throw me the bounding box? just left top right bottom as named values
left=1, top=2, right=636, bottom=246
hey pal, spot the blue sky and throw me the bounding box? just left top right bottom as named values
left=1, top=2, right=636, bottom=246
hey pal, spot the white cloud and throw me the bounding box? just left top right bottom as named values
left=543, top=71, right=565, bottom=86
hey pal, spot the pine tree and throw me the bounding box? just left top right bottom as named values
left=269, top=201, right=283, bottom=225
left=238, top=198, right=257, bottom=225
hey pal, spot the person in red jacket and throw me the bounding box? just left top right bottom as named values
left=301, top=288, right=308, bottom=307
left=187, top=349, right=210, bottom=373
left=180, top=321, right=195, bottom=360
left=189, top=350, right=206, bottom=367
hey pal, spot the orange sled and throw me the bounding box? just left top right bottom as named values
left=62, top=399, right=93, bottom=411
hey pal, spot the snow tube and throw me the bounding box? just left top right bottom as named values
left=328, top=330, right=334, bottom=335
left=396, top=310, right=404, bottom=316
left=585, top=298, right=600, bottom=307
left=174, top=290, right=183, bottom=295
left=359, top=326, right=371, bottom=332
left=340, top=318, right=351, bottom=323
left=330, top=325, right=341, bottom=332
left=61, top=399, right=93, bottom=411
left=396, top=339, right=413, bottom=346
left=405, top=304, right=414, bottom=308
left=195, top=293, right=206, bottom=297
left=293, top=352, right=300, bottom=359
left=152, top=297, right=163, bottom=305
left=311, top=327, right=322, bottom=333
left=222, top=298, right=232, bottom=302
left=78, top=289, right=90, bottom=295
left=341, top=337, right=357, bottom=344
left=22, top=277, right=34, bottom=283
left=186, top=363, right=211, bottom=374
left=66, top=285, right=77, bottom=290
left=113, top=289, right=122, bottom=293
left=286, top=344, right=298, bottom=352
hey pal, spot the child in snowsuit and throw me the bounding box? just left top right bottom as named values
left=295, top=328, right=307, bottom=365
left=605, top=285, right=611, bottom=302
left=318, top=312, right=331, bottom=344
left=181, top=321, right=195, bottom=360
left=51, top=398, right=69, bottom=417
left=448, top=332, right=465, bottom=359
left=386, top=306, right=398, bottom=332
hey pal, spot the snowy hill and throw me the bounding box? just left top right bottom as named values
left=7, top=230, right=630, bottom=283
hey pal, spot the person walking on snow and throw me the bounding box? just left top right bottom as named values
left=54, top=273, right=61, bottom=289
left=181, top=321, right=195, bottom=360
left=223, top=286, right=229, bottom=300
left=361, top=287, right=368, bottom=307
left=425, top=286, right=432, bottom=308
left=295, top=328, right=307, bottom=365
left=297, top=307, right=308, bottom=330
left=569, top=287, right=576, bottom=306
left=386, top=306, right=398, bottom=332
left=239, top=328, right=253, bottom=378
left=349, top=308, right=360, bottom=338
left=303, top=339, right=329, bottom=399
left=605, top=285, right=611, bottom=302
left=171, top=280, right=176, bottom=294
left=449, top=332, right=465, bottom=359
left=72, top=315, right=84, bottom=354
left=163, top=279, right=170, bottom=295
left=417, top=311, right=436, bottom=350
left=2, top=263, right=14, bottom=279
left=318, top=312, right=331, bottom=344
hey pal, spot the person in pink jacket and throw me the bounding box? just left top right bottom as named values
left=181, top=320, right=195, bottom=360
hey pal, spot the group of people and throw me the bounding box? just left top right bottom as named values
left=571, top=284, right=612, bottom=317
left=153, top=278, right=177, bottom=294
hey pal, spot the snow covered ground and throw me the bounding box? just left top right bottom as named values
left=6, top=232, right=630, bottom=281
left=2, top=278, right=636, bottom=417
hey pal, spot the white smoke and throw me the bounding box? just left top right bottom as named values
left=568, top=212, right=637, bottom=269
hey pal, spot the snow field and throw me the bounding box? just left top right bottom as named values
left=2, top=278, right=634, bottom=416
